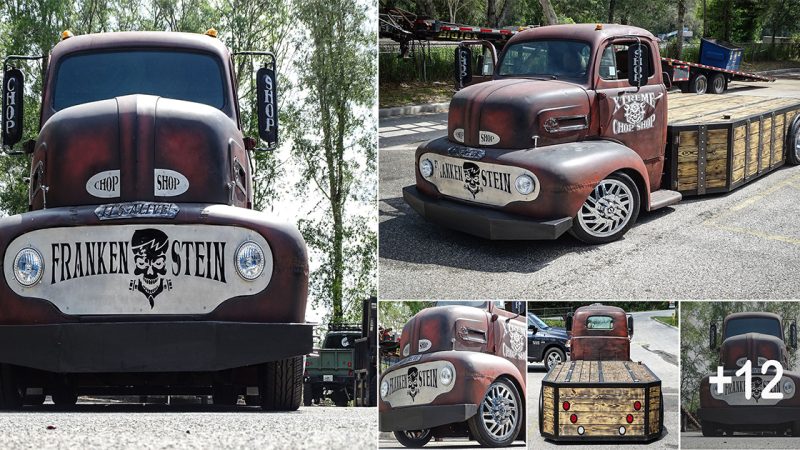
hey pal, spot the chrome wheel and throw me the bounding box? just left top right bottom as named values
left=546, top=350, right=562, bottom=368
left=402, top=430, right=430, bottom=440
left=794, top=131, right=800, bottom=160
left=577, top=178, right=635, bottom=238
left=712, top=75, right=725, bottom=93
left=480, top=382, right=519, bottom=442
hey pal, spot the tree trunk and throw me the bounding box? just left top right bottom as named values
left=487, top=0, right=497, bottom=27
left=538, top=0, right=557, bottom=25
left=722, top=0, right=731, bottom=42
left=417, top=0, right=435, bottom=17
left=498, top=0, right=516, bottom=26
left=608, top=0, right=616, bottom=23
left=676, top=0, right=686, bottom=60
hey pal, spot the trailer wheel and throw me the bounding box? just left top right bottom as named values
left=468, top=378, right=522, bottom=447
left=689, top=74, right=708, bottom=94
left=709, top=73, right=726, bottom=94
left=0, top=365, right=22, bottom=410
left=701, top=420, right=722, bottom=437
left=569, top=172, right=640, bottom=245
left=543, top=347, right=565, bottom=371
left=393, top=430, right=432, bottom=448
left=786, top=116, right=800, bottom=165
left=303, top=383, right=313, bottom=407
left=258, top=356, right=303, bottom=411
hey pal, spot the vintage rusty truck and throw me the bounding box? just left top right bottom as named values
left=540, top=304, right=663, bottom=441
left=379, top=301, right=526, bottom=447
left=403, top=23, right=800, bottom=244
left=0, top=30, right=311, bottom=409
left=698, top=312, right=800, bottom=436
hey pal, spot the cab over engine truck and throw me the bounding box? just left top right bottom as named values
left=403, top=23, right=800, bottom=244
left=0, top=30, right=311, bottom=410
left=379, top=301, right=527, bottom=448
left=699, top=312, right=800, bottom=436
left=540, top=304, right=663, bottom=441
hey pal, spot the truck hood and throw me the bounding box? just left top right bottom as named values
left=33, top=94, right=244, bottom=209
left=720, top=332, right=786, bottom=370
left=447, top=78, right=590, bottom=149
left=398, top=305, right=489, bottom=357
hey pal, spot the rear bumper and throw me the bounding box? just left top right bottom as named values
left=379, top=404, right=478, bottom=431
left=0, top=321, right=313, bottom=373
left=403, top=185, right=572, bottom=240
left=698, top=406, right=800, bottom=425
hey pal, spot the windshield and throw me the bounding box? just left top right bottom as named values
left=529, top=314, right=549, bottom=329
left=53, top=50, right=225, bottom=110
left=725, top=318, right=782, bottom=340
left=498, top=40, right=591, bottom=81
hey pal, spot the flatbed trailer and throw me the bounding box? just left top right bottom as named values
left=540, top=360, right=663, bottom=441
left=661, top=57, right=774, bottom=94
left=665, top=93, right=800, bottom=195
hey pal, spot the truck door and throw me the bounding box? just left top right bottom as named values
left=489, top=302, right=526, bottom=375
left=595, top=39, right=668, bottom=190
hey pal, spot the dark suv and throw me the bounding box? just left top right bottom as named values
left=527, top=314, right=569, bottom=370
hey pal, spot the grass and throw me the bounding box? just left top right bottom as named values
left=653, top=315, right=678, bottom=327
left=379, top=81, right=455, bottom=108
left=740, top=59, right=800, bottom=72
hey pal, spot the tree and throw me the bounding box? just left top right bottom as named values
left=539, top=0, right=558, bottom=24
left=676, top=0, right=687, bottom=59
left=288, top=0, right=377, bottom=324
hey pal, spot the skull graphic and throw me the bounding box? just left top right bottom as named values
left=503, top=321, right=526, bottom=360
left=624, top=101, right=646, bottom=127
left=752, top=377, right=764, bottom=401
left=130, top=229, right=170, bottom=307
left=406, top=367, right=420, bottom=401
left=462, top=162, right=483, bottom=199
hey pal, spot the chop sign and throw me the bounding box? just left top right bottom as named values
left=2, top=68, right=24, bottom=147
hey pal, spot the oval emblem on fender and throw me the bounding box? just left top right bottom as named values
left=453, top=128, right=465, bottom=143
left=479, top=131, right=500, bottom=145
left=86, top=170, right=121, bottom=198
left=154, top=169, right=189, bottom=197
left=418, top=339, right=432, bottom=352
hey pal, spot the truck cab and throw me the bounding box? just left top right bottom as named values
left=699, top=312, right=800, bottom=436
left=404, top=23, right=680, bottom=244
left=0, top=31, right=309, bottom=410
left=566, top=303, right=634, bottom=360
left=379, top=301, right=526, bottom=447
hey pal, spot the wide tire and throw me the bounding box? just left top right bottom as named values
left=259, top=356, right=303, bottom=411
left=701, top=420, right=722, bottom=437
left=569, top=172, right=640, bottom=245
left=467, top=378, right=523, bottom=447
left=333, top=389, right=349, bottom=407
left=543, top=347, right=565, bottom=371
left=393, top=430, right=432, bottom=448
left=303, top=383, right=313, bottom=407
left=0, top=365, right=23, bottom=410
left=786, top=117, right=800, bottom=166
left=709, top=73, right=726, bottom=94
left=689, top=73, right=708, bottom=94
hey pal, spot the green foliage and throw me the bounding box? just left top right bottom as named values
left=378, top=301, right=434, bottom=331
left=531, top=301, right=671, bottom=313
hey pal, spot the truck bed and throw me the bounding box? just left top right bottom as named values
left=666, top=93, right=800, bottom=195
left=544, top=360, right=659, bottom=384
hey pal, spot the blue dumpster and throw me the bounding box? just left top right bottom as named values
left=699, top=38, right=743, bottom=71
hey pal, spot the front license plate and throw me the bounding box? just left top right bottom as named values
left=323, top=375, right=333, bottom=382
left=419, top=152, right=540, bottom=206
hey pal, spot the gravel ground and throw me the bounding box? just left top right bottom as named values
left=681, top=431, right=800, bottom=449
left=0, top=403, right=377, bottom=450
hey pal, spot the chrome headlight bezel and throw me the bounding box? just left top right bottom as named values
left=380, top=380, right=389, bottom=398
left=419, top=159, right=434, bottom=178
left=234, top=241, right=266, bottom=281
left=439, top=366, right=454, bottom=386
left=13, top=247, right=44, bottom=287
left=515, top=174, right=536, bottom=195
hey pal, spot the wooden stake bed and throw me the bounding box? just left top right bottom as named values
left=666, top=93, right=800, bottom=196
left=539, top=360, right=663, bottom=442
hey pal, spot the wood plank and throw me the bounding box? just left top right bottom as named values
left=543, top=386, right=554, bottom=435
left=649, top=386, right=661, bottom=433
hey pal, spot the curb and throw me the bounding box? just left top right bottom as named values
left=379, top=102, right=449, bottom=118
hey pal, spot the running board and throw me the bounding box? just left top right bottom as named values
left=650, top=189, right=682, bottom=210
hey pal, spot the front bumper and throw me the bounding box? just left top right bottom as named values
left=379, top=404, right=478, bottom=431
left=0, top=321, right=313, bottom=373
left=403, top=185, right=572, bottom=240
left=698, top=406, right=800, bottom=425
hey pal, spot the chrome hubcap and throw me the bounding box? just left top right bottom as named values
left=403, top=429, right=430, bottom=440
left=547, top=352, right=561, bottom=366
left=795, top=132, right=800, bottom=159
left=696, top=77, right=707, bottom=93
left=714, top=77, right=724, bottom=92
left=577, top=179, right=634, bottom=238
left=481, top=383, right=518, bottom=441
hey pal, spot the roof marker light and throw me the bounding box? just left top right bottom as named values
left=205, top=28, right=218, bottom=38
left=61, top=30, right=73, bottom=40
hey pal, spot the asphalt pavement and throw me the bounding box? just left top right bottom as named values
left=0, top=402, right=377, bottom=449
left=681, top=432, right=800, bottom=449
left=378, top=437, right=524, bottom=448
left=378, top=72, right=800, bottom=299
left=526, top=310, right=680, bottom=449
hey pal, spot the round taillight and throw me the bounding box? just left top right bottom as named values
left=626, top=414, right=634, bottom=424
left=570, top=414, right=578, bottom=424
left=562, top=401, right=570, bottom=411
left=634, top=401, right=641, bottom=411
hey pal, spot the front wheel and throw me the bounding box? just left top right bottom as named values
left=393, top=430, right=432, bottom=448
left=569, top=173, right=640, bottom=245
left=786, top=117, right=800, bottom=166
left=259, top=356, right=303, bottom=411
left=543, top=347, right=565, bottom=371
left=468, top=378, right=523, bottom=447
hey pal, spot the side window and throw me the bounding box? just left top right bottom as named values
left=599, top=42, right=655, bottom=83
left=599, top=45, right=617, bottom=80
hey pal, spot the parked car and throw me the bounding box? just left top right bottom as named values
left=527, top=314, right=569, bottom=370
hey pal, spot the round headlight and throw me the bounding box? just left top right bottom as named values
left=13, top=247, right=44, bottom=287
left=380, top=380, right=389, bottom=399
left=235, top=242, right=265, bottom=280
left=515, top=174, right=535, bottom=195
left=439, top=366, right=454, bottom=386
left=784, top=380, right=794, bottom=393
left=419, top=159, right=434, bottom=178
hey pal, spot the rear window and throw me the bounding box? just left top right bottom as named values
left=53, top=50, right=225, bottom=110
left=586, top=315, right=614, bottom=330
